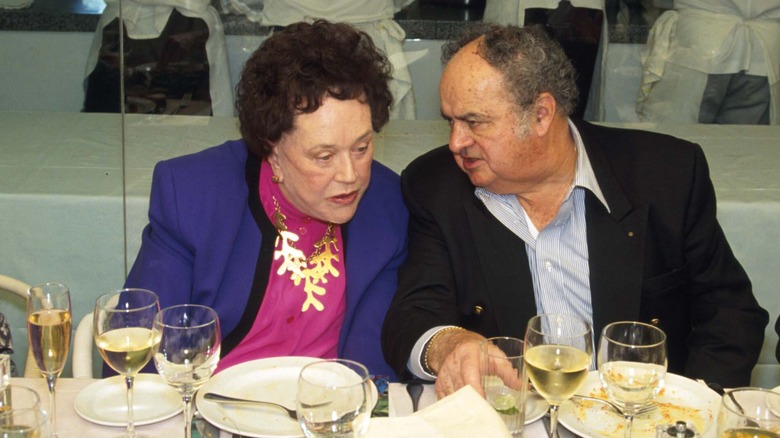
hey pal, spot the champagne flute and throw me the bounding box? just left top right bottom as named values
left=93, top=289, right=160, bottom=438
left=153, top=305, right=221, bottom=438
left=524, top=313, right=593, bottom=438
left=598, top=321, right=667, bottom=438
left=26, top=283, right=72, bottom=437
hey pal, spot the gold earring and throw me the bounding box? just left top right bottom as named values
left=271, top=175, right=281, bottom=184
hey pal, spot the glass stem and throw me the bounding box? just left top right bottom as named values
left=45, top=374, right=57, bottom=437
left=548, top=404, right=560, bottom=438
left=182, top=393, right=193, bottom=438
left=623, top=414, right=634, bottom=438
left=126, top=375, right=136, bottom=437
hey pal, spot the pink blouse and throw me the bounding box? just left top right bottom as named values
left=216, top=159, right=346, bottom=372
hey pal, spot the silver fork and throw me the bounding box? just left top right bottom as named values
left=171, top=92, right=192, bottom=115
left=569, top=394, right=658, bottom=416
left=203, top=392, right=299, bottom=420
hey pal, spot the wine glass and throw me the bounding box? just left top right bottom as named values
left=26, top=282, right=72, bottom=437
left=93, top=288, right=160, bottom=438
left=524, top=313, right=593, bottom=438
left=717, top=387, right=780, bottom=437
left=598, top=321, right=667, bottom=438
left=0, top=407, right=49, bottom=437
left=296, top=359, right=371, bottom=438
left=153, top=304, right=221, bottom=438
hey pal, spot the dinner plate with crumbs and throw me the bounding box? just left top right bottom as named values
left=558, top=371, right=720, bottom=438
left=195, top=357, right=378, bottom=438
left=74, top=374, right=183, bottom=426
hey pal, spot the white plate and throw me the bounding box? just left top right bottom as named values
left=558, top=371, right=720, bottom=438
left=74, top=374, right=183, bottom=426
left=525, top=393, right=549, bottom=425
left=195, top=357, right=378, bottom=438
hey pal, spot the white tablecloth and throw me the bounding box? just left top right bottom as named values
left=0, top=112, right=777, bottom=386
left=12, top=377, right=183, bottom=436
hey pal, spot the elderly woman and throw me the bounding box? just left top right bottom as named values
left=124, top=20, right=407, bottom=378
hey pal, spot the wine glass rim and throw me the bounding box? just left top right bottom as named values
left=601, top=321, right=667, bottom=346
left=480, top=336, right=524, bottom=359
left=95, top=288, right=159, bottom=311
left=26, top=282, right=69, bottom=297
left=526, top=313, right=592, bottom=338
left=155, top=304, right=219, bottom=329
left=299, top=359, right=370, bottom=389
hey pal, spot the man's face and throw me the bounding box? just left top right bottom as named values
left=439, top=40, right=554, bottom=195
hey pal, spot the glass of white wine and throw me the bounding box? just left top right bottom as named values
left=0, top=407, right=49, bottom=438
left=598, top=321, right=667, bottom=438
left=26, top=283, right=72, bottom=437
left=524, top=313, right=593, bottom=438
left=93, top=288, right=160, bottom=438
left=153, top=304, right=221, bottom=438
left=717, top=388, right=780, bottom=438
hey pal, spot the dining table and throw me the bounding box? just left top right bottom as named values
left=9, top=376, right=574, bottom=437
left=12, top=373, right=730, bottom=438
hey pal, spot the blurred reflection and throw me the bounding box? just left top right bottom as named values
left=638, top=1, right=779, bottom=125
left=83, top=9, right=212, bottom=115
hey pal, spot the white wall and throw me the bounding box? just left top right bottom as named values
left=0, top=31, right=646, bottom=122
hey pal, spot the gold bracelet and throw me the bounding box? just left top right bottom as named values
left=423, top=326, right=464, bottom=376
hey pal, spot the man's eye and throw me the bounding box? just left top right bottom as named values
left=317, top=154, right=333, bottom=162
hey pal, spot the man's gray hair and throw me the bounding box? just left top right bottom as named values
left=441, top=23, right=579, bottom=117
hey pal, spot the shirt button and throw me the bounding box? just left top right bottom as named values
left=544, top=261, right=553, bottom=271
left=298, top=227, right=307, bottom=235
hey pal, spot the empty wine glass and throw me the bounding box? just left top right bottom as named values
left=94, top=288, right=160, bottom=438
left=524, top=314, right=593, bottom=438
left=26, top=283, right=72, bottom=437
left=153, top=304, right=221, bottom=438
left=296, top=359, right=371, bottom=438
left=598, top=321, right=667, bottom=438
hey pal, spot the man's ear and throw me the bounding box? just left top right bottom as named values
left=531, top=92, right=557, bottom=136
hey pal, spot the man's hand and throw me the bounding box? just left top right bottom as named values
left=426, top=329, right=487, bottom=398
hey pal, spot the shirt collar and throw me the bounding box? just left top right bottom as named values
left=475, top=118, right=610, bottom=213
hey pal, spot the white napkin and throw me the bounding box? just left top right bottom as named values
left=367, top=385, right=512, bottom=438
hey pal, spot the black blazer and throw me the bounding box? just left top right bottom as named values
left=382, top=119, right=768, bottom=387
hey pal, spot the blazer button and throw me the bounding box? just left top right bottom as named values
left=473, top=305, right=484, bottom=316
left=650, top=318, right=660, bottom=326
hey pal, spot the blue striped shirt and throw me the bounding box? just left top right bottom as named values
left=475, top=120, right=609, bottom=333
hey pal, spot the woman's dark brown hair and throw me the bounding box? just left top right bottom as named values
left=236, top=19, right=394, bottom=158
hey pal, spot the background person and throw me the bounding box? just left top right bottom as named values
left=381, top=23, right=768, bottom=397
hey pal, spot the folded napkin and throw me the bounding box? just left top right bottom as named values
left=367, top=385, right=512, bottom=438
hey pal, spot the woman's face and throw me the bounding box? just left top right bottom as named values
left=269, top=96, right=374, bottom=224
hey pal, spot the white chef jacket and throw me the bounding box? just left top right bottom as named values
left=638, top=0, right=780, bottom=124
left=256, top=0, right=417, bottom=120
left=483, top=0, right=608, bottom=121
left=84, top=0, right=234, bottom=117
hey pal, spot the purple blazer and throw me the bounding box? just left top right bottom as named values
left=125, top=139, right=408, bottom=378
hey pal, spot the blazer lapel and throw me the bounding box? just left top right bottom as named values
left=463, top=198, right=536, bottom=338
left=580, top=124, right=647, bottom=337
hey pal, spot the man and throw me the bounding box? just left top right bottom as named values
left=381, top=23, right=768, bottom=397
